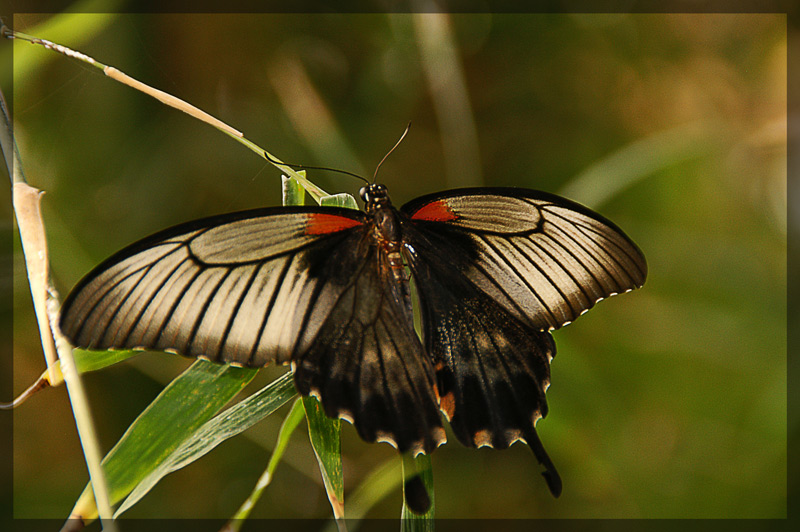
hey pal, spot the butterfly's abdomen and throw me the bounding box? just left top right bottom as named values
left=373, top=206, right=407, bottom=279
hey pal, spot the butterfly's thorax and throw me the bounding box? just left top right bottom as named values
left=362, top=183, right=406, bottom=282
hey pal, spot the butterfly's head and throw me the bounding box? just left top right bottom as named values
left=360, top=183, right=391, bottom=213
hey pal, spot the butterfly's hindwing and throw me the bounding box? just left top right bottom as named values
left=292, top=231, right=446, bottom=454
left=402, top=219, right=560, bottom=489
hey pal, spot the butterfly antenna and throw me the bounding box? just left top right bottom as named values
left=373, top=122, right=411, bottom=183
left=264, top=151, right=369, bottom=185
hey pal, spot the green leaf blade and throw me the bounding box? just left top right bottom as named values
left=401, top=453, right=435, bottom=531
left=303, top=396, right=344, bottom=520
left=282, top=173, right=306, bottom=206
left=70, top=359, right=257, bottom=522
left=73, top=348, right=142, bottom=374
left=115, top=371, right=297, bottom=517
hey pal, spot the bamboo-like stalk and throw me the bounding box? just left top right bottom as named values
left=1, top=76, right=118, bottom=531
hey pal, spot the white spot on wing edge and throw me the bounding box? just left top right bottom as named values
left=504, top=428, right=523, bottom=445
left=307, top=388, right=322, bottom=401
left=411, top=433, right=448, bottom=457
left=375, top=431, right=400, bottom=450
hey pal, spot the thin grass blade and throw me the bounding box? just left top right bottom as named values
left=2, top=350, right=142, bottom=408
left=320, top=193, right=358, bottom=210
left=333, top=457, right=402, bottom=532
left=73, top=348, right=142, bottom=374
left=224, top=397, right=306, bottom=530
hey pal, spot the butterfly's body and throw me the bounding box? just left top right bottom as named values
left=363, top=185, right=409, bottom=287
left=60, top=183, right=647, bottom=498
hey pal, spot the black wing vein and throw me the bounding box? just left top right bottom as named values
left=151, top=266, right=205, bottom=350
left=545, top=219, right=631, bottom=293
left=181, top=267, right=232, bottom=358
left=246, top=256, right=292, bottom=366
left=504, top=235, right=580, bottom=319
left=472, top=234, right=557, bottom=324
left=571, top=219, right=645, bottom=282
left=102, top=254, right=184, bottom=347
left=525, top=235, right=596, bottom=312
left=217, top=260, right=263, bottom=364
left=116, top=255, right=194, bottom=348
left=543, top=204, right=644, bottom=283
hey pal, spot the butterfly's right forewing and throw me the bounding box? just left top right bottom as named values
left=60, top=204, right=445, bottom=454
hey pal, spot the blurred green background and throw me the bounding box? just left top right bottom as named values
left=6, top=10, right=787, bottom=520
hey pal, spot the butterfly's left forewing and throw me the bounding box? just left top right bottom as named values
left=402, top=188, right=647, bottom=331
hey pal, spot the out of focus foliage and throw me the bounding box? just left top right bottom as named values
left=9, top=12, right=786, bottom=519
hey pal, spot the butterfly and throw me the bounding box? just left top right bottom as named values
left=59, top=183, right=647, bottom=497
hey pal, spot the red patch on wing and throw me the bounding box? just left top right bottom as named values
left=410, top=200, right=457, bottom=222
left=305, top=213, right=363, bottom=235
